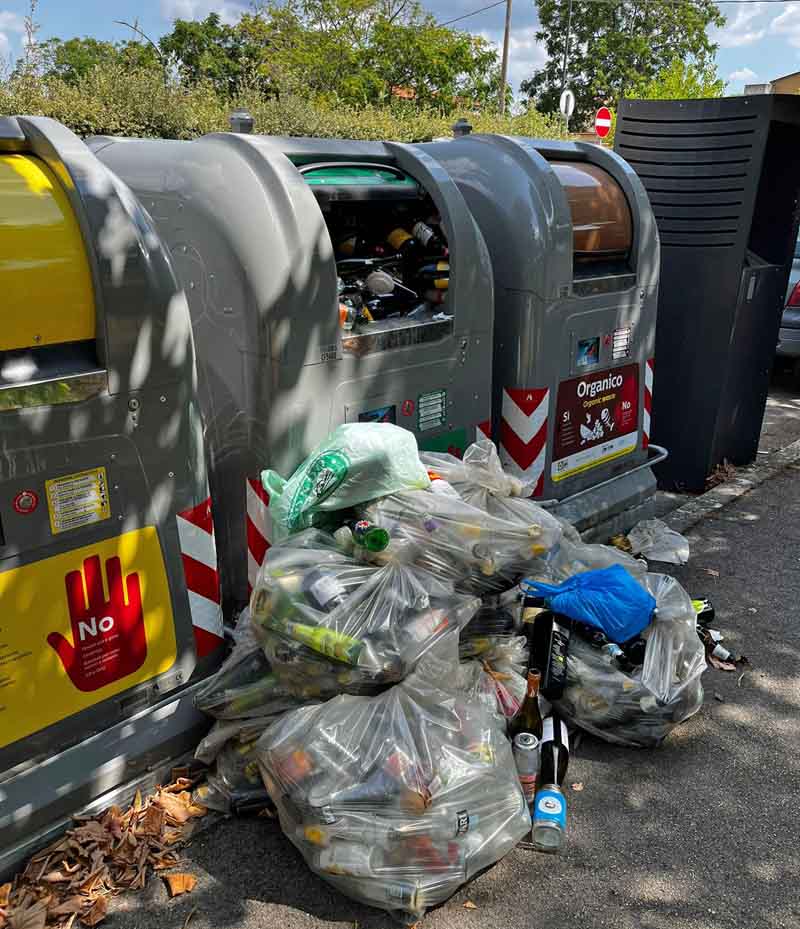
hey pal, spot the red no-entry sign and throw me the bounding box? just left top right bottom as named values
left=595, top=106, right=612, bottom=138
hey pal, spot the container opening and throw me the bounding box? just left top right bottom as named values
left=550, top=161, right=634, bottom=284
left=301, top=162, right=453, bottom=356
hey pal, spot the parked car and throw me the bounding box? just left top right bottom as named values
left=777, top=235, right=800, bottom=363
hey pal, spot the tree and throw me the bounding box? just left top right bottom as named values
left=522, top=0, right=724, bottom=128
left=630, top=55, right=725, bottom=99
left=158, top=13, right=268, bottom=96
left=31, top=37, right=160, bottom=84
left=251, top=0, right=501, bottom=108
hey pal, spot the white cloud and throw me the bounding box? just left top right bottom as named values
left=728, top=67, right=758, bottom=82
left=160, top=0, right=247, bottom=26
left=479, top=26, right=546, bottom=94
left=770, top=3, right=800, bottom=48
left=0, top=9, right=25, bottom=63
left=712, top=3, right=767, bottom=48
left=0, top=11, right=24, bottom=33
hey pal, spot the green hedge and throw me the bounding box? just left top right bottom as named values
left=0, top=64, right=564, bottom=141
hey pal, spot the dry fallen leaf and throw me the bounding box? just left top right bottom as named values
left=156, top=794, right=191, bottom=825
left=139, top=805, right=165, bottom=838
left=80, top=896, right=108, bottom=927
left=182, top=905, right=197, bottom=929
left=9, top=898, right=48, bottom=929
left=49, top=895, right=86, bottom=917
left=703, top=568, right=720, bottom=578
left=570, top=782, right=585, bottom=792
left=0, top=884, right=11, bottom=907
left=463, top=901, right=478, bottom=910
left=164, top=874, right=197, bottom=898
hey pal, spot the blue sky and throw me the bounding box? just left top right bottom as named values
left=1, top=0, right=799, bottom=95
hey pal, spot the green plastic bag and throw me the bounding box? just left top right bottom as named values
left=263, top=423, right=430, bottom=539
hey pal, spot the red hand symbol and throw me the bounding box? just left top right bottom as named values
left=47, top=555, right=147, bottom=692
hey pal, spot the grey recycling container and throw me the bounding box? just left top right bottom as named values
left=90, top=133, right=494, bottom=607
left=422, top=134, right=665, bottom=538
left=0, top=116, right=223, bottom=876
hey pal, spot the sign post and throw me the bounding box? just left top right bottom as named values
left=595, top=106, right=613, bottom=141
left=559, top=89, right=576, bottom=133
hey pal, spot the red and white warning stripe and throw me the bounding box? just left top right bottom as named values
left=476, top=420, right=492, bottom=442
left=247, top=477, right=272, bottom=594
left=498, top=387, right=550, bottom=497
left=643, top=358, right=654, bottom=449
left=177, top=496, right=224, bottom=658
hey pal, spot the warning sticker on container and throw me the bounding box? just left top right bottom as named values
left=45, top=467, right=111, bottom=535
left=418, top=389, right=447, bottom=432
left=552, top=364, right=639, bottom=482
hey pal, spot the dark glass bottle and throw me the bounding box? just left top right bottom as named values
left=509, top=670, right=544, bottom=740
left=531, top=611, right=571, bottom=700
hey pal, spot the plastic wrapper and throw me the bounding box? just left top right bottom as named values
left=361, top=489, right=559, bottom=596
left=627, top=518, right=690, bottom=565
left=256, top=631, right=530, bottom=920
left=250, top=534, right=481, bottom=692
left=553, top=573, right=706, bottom=748
left=262, top=423, right=430, bottom=540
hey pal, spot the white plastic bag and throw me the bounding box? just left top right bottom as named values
left=627, top=519, right=690, bottom=565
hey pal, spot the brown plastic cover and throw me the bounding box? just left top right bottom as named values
left=551, top=161, right=632, bottom=259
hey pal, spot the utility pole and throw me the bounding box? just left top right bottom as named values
left=499, top=0, right=513, bottom=114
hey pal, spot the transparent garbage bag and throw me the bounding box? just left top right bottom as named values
left=458, top=635, right=529, bottom=722
left=422, top=441, right=562, bottom=546
left=256, top=631, right=531, bottom=920
left=195, top=729, right=277, bottom=814
left=262, top=423, right=430, bottom=540
left=250, top=535, right=481, bottom=691
left=194, top=616, right=323, bottom=719
left=553, top=573, right=705, bottom=748
left=462, top=586, right=522, bottom=637
left=523, top=517, right=647, bottom=585
left=627, top=518, right=690, bottom=565
left=362, top=489, right=559, bottom=596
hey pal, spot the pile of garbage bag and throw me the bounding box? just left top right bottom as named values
left=543, top=574, right=706, bottom=747
left=190, top=423, right=708, bottom=916
left=256, top=630, right=530, bottom=921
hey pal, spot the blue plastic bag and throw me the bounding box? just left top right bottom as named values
left=521, top=565, right=656, bottom=643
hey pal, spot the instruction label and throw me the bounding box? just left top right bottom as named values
left=552, top=364, right=639, bottom=482
left=45, top=467, right=111, bottom=535
left=0, top=528, right=177, bottom=748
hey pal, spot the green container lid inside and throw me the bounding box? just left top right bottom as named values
left=302, top=164, right=418, bottom=189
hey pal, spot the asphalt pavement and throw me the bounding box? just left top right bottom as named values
left=108, top=461, right=800, bottom=929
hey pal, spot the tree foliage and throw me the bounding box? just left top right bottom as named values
left=522, top=0, right=724, bottom=127
left=630, top=55, right=725, bottom=100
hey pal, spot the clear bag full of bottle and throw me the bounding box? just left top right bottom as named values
left=249, top=532, right=481, bottom=693
left=553, top=573, right=706, bottom=748
left=256, top=630, right=531, bottom=920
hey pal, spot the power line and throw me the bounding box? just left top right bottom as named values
left=438, top=0, right=506, bottom=27
left=440, top=0, right=800, bottom=26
